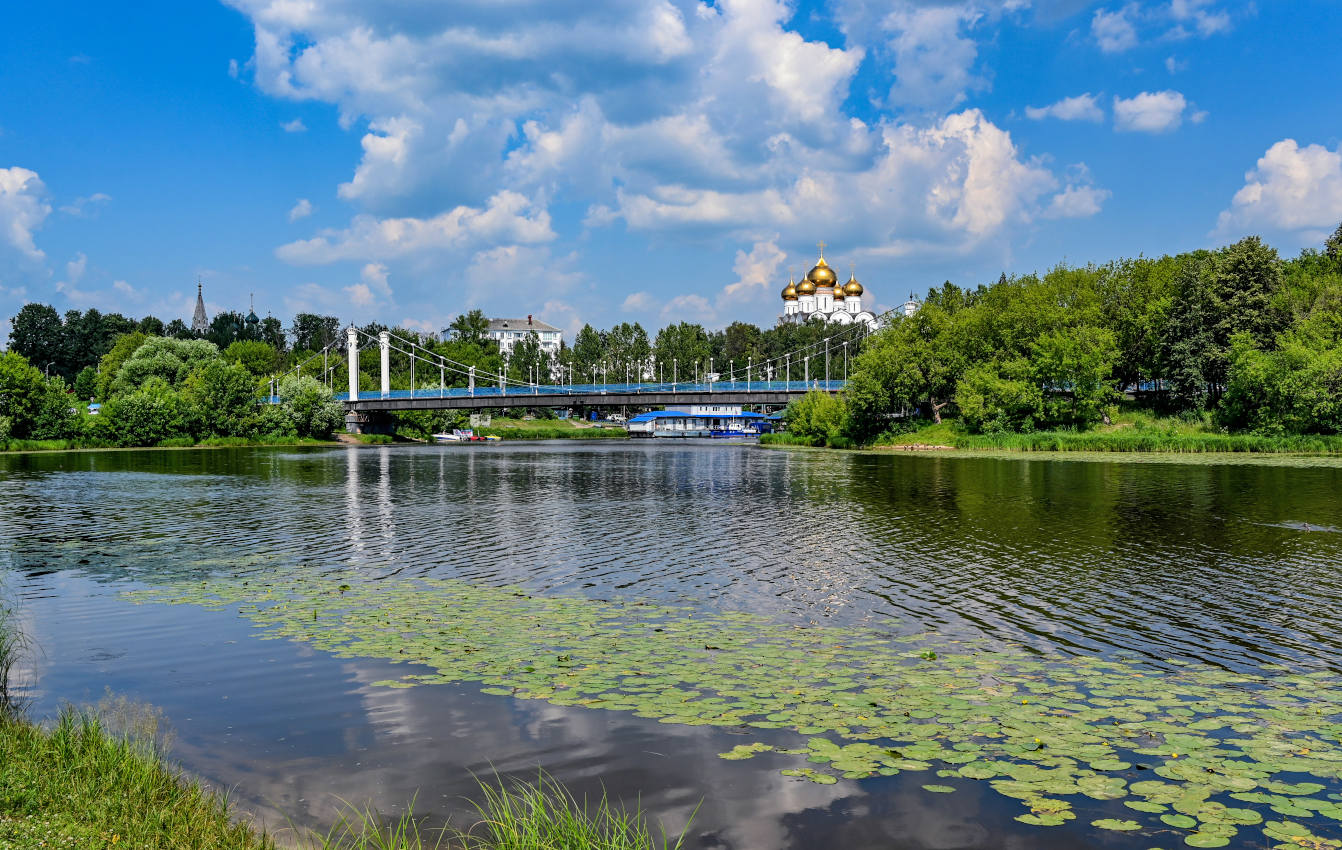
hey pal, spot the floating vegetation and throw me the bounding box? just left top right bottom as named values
left=127, top=574, right=1342, bottom=847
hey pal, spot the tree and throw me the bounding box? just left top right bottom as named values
left=571, top=324, right=604, bottom=381
left=73, top=366, right=97, bottom=401
left=165, top=318, right=193, bottom=339
left=1030, top=326, right=1118, bottom=426
left=652, top=322, right=711, bottom=382
left=0, top=351, right=47, bottom=440
left=95, top=332, right=149, bottom=400
left=1326, top=222, right=1342, bottom=262
left=783, top=391, right=847, bottom=446
left=292, top=313, right=341, bottom=352
left=102, top=377, right=201, bottom=446
left=447, top=309, right=491, bottom=346
left=277, top=375, right=344, bottom=438
left=8, top=304, right=63, bottom=377
left=224, top=340, right=281, bottom=378
left=111, top=337, right=221, bottom=395
left=508, top=331, right=551, bottom=384
left=137, top=315, right=165, bottom=336
left=207, top=311, right=250, bottom=349
left=259, top=316, right=287, bottom=351
left=955, top=359, right=1043, bottom=433
left=184, top=360, right=258, bottom=437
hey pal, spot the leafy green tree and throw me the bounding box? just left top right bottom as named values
left=571, top=324, right=604, bottom=382
left=1030, top=326, right=1119, bottom=426
left=184, top=360, right=259, bottom=436
left=277, top=375, right=344, bottom=438
left=224, top=340, right=281, bottom=378
left=73, top=366, right=97, bottom=401
left=652, top=322, right=711, bottom=382
left=165, top=318, right=193, bottom=339
left=507, top=332, right=551, bottom=384
left=291, top=313, right=341, bottom=352
left=447, top=309, right=491, bottom=346
left=955, top=359, right=1043, bottom=433
left=259, top=316, right=287, bottom=351
left=1325, top=222, right=1342, bottom=262
left=95, top=332, right=149, bottom=400
left=137, top=315, right=165, bottom=336
left=783, top=391, right=847, bottom=446
left=0, top=352, right=47, bottom=439
left=1220, top=334, right=1342, bottom=435
left=8, top=304, right=63, bottom=377
left=207, top=311, right=250, bottom=348
left=111, top=337, right=221, bottom=395
left=102, top=377, right=202, bottom=446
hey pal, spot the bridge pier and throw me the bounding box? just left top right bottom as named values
left=378, top=331, right=391, bottom=398
left=345, top=410, right=396, bottom=436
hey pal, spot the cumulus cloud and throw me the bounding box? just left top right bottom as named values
left=721, top=239, right=786, bottom=302
left=1169, top=0, right=1231, bottom=38
left=343, top=262, right=393, bottom=307
left=1215, top=140, right=1342, bottom=237
left=1113, top=90, right=1189, bottom=133
left=1092, top=5, right=1139, bottom=52
left=660, top=293, right=716, bottom=324
left=277, top=191, right=553, bottom=264
left=231, top=0, right=1108, bottom=311
left=281, top=118, right=307, bottom=132
left=1025, top=93, right=1104, bottom=122
left=288, top=198, right=313, bottom=221
left=0, top=167, right=52, bottom=265
left=1044, top=183, right=1112, bottom=219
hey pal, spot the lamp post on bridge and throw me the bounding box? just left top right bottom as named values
left=804, top=355, right=810, bottom=386
left=824, top=339, right=830, bottom=386
left=673, top=358, right=678, bottom=391
left=747, top=356, right=752, bottom=391
left=843, top=341, right=849, bottom=381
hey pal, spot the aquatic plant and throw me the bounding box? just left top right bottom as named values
left=129, top=573, right=1342, bottom=848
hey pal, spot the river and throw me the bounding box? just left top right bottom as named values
left=2, top=442, right=1341, bottom=849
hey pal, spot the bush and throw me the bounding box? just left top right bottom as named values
left=277, top=375, right=344, bottom=439
left=101, top=378, right=202, bottom=447
left=956, top=360, right=1042, bottom=433
left=111, top=337, right=220, bottom=395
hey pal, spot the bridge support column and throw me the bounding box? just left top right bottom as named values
left=347, top=326, right=359, bottom=400
left=378, top=331, right=390, bottom=399
left=345, top=410, right=395, bottom=436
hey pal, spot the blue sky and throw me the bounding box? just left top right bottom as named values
left=2, top=0, right=1340, bottom=343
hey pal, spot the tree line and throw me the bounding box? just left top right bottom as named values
left=788, top=226, right=1342, bottom=445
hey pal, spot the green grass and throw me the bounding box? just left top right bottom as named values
left=0, top=435, right=336, bottom=454
left=352, top=433, right=394, bottom=445
left=0, top=603, right=679, bottom=850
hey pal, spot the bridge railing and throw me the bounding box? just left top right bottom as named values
left=332, top=380, right=846, bottom=403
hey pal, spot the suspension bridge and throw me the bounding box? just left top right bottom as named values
left=277, top=314, right=890, bottom=433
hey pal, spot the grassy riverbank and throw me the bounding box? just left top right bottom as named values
left=0, top=606, right=676, bottom=850
left=764, top=412, right=1342, bottom=454
left=478, top=418, right=628, bottom=441
left=0, top=435, right=339, bottom=454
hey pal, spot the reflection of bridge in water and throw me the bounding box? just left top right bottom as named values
left=297, top=325, right=856, bottom=432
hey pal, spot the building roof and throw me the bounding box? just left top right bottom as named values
left=488, top=317, right=561, bottom=333
left=628, top=410, right=768, bottom=423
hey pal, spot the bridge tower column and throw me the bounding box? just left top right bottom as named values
left=378, top=331, right=390, bottom=399
left=347, top=326, right=359, bottom=400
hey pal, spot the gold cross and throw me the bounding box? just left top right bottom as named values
left=816, top=240, right=826, bottom=257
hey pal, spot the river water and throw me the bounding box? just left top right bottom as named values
left=2, top=443, right=1341, bottom=849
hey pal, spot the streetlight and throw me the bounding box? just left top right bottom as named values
left=673, top=358, right=678, bottom=390
left=843, top=340, right=849, bottom=380
left=804, top=355, right=810, bottom=385
left=747, top=356, right=752, bottom=391
left=43, top=362, right=55, bottom=379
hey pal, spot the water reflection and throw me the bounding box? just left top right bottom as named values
left=4, top=444, right=1342, bottom=848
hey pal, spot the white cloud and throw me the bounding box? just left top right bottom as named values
left=343, top=262, right=393, bottom=308
left=1025, top=93, right=1104, bottom=122
left=277, top=191, right=553, bottom=264
left=288, top=198, right=313, bottom=221
left=0, top=167, right=51, bottom=266
left=1044, top=183, right=1111, bottom=218
left=1113, top=90, right=1188, bottom=133
left=1165, top=55, right=1186, bottom=74
left=1215, top=140, right=1342, bottom=237
left=66, top=252, right=88, bottom=285
left=659, top=293, right=716, bottom=324
left=878, top=2, right=984, bottom=112
left=228, top=58, right=240, bottom=78
left=1169, top=0, right=1231, bottom=37
left=1092, top=5, right=1139, bottom=52
left=721, top=239, right=786, bottom=303
left=58, top=192, right=111, bottom=217
left=621, top=291, right=659, bottom=313
left=281, top=118, right=307, bottom=133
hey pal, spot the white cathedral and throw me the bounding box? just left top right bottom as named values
left=780, top=244, right=889, bottom=330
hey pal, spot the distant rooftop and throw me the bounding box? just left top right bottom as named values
left=488, top=317, right=560, bottom=333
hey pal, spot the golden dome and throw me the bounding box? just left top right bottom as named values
left=843, top=272, right=864, bottom=297
left=781, top=276, right=798, bottom=300
left=831, top=283, right=845, bottom=300
left=806, top=256, right=837, bottom=287
left=796, top=276, right=817, bottom=295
